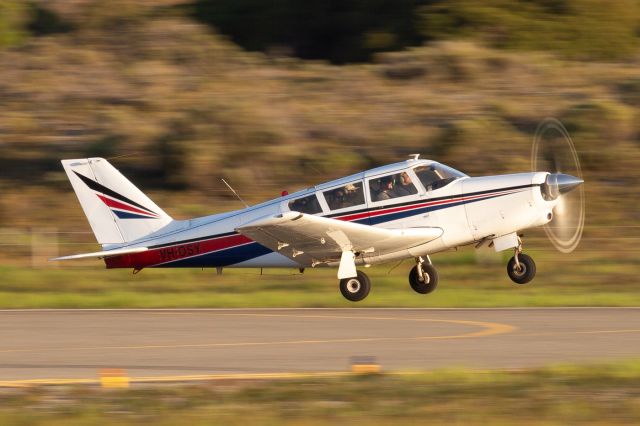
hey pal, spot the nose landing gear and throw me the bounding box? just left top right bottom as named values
left=507, top=238, right=536, bottom=284
left=409, top=256, right=439, bottom=294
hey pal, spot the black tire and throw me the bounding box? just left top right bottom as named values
left=507, top=253, right=536, bottom=284
left=339, top=270, right=371, bottom=302
left=409, top=264, right=438, bottom=294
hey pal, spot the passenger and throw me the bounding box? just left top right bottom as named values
left=344, top=183, right=357, bottom=194
left=330, top=187, right=347, bottom=210
left=344, top=183, right=363, bottom=205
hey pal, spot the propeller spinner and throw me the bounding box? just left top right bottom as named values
left=532, top=118, right=585, bottom=253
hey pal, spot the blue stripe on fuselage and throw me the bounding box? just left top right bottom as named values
left=154, top=242, right=272, bottom=268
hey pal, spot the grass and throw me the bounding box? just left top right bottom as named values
left=1, top=360, right=640, bottom=425
left=1, top=247, right=638, bottom=308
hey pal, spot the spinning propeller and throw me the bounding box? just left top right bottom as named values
left=531, top=118, right=585, bottom=253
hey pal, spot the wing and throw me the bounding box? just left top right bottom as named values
left=51, top=246, right=148, bottom=261
left=237, top=211, right=442, bottom=279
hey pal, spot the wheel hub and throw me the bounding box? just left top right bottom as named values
left=346, top=279, right=361, bottom=293
left=416, top=260, right=430, bottom=284
left=419, top=270, right=430, bottom=284
left=513, top=263, right=526, bottom=276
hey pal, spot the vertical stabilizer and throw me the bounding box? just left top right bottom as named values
left=61, top=158, right=173, bottom=245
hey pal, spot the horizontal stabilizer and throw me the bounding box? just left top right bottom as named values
left=51, top=247, right=148, bottom=261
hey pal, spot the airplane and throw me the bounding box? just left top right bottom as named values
left=53, top=121, right=584, bottom=302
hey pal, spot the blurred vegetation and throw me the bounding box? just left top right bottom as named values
left=420, top=0, right=640, bottom=60
left=0, top=0, right=638, bottom=276
left=191, top=0, right=428, bottom=64
left=1, top=360, right=640, bottom=424
left=0, top=0, right=30, bottom=48
left=191, top=0, right=640, bottom=62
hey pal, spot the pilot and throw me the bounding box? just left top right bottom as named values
left=375, top=177, right=394, bottom=201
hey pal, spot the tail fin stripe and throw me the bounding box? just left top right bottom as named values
left=73, top=171, right=157, bottom=215
left=112, top=210, right=157, bottom=220
left=96, top=194, right=159, bottom=218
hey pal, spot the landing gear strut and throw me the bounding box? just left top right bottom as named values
left=409, top=256, right=438, bottom=294
left=339, top=270, right=371, bottom=302
left=507, top=237, right=536, bottom=284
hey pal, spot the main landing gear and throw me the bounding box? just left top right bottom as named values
left=506, top=238, right=536, bottom=284
left=339, top=256, right=440, bottom=302
left=339, top=270, right=371, bottom=302
left=409, top=256, right=438, bottom=294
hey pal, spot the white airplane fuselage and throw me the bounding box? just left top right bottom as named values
left=102, top=159, right=555, bottom=271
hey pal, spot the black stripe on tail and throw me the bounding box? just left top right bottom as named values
left=73, top=171, right=157, bottom=215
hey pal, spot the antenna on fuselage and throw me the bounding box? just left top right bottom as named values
left=409, top=153, right=421, bottom=161
left=221, top=178, right=249, bottom=208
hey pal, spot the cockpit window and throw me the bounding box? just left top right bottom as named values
left=323, top=181, right=365, bottom=211
left=288, top=194, right=322, bottom=214
left=414, top=163, right=466, bottom=191
left=369, top=171, right=418, bottom=202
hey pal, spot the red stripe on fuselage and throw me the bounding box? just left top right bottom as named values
left=105, top=234, right=252, bottom=269
left=97, top=194, right=158, bottom=218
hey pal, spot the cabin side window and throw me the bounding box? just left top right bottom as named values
left=288, top=194, right=323, bottom=214
left=368, top=171, right=418, bottom=202
left=323, top=181, right=365, bottom=211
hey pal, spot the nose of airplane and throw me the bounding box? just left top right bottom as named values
left=554, top=173, right=584, bottom=194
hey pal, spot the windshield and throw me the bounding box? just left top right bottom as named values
left=414, top=163, right=467, bottom=191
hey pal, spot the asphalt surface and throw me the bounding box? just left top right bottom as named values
left=0, top=308, right=639, bottom=384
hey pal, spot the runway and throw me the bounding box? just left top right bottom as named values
left=0, top=308, right=639, bottom=385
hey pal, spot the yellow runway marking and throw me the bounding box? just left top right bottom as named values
left=516, top=328, right=640, bottom=337
left=0, top=314, right=515, bottom=354
left=0, top=371, right=356, bottom=388
left=0, top=378, right=99, bottom=388
left=577, top=329, right=640, bottom=335
left=224, top=313, right=516, bottom=339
